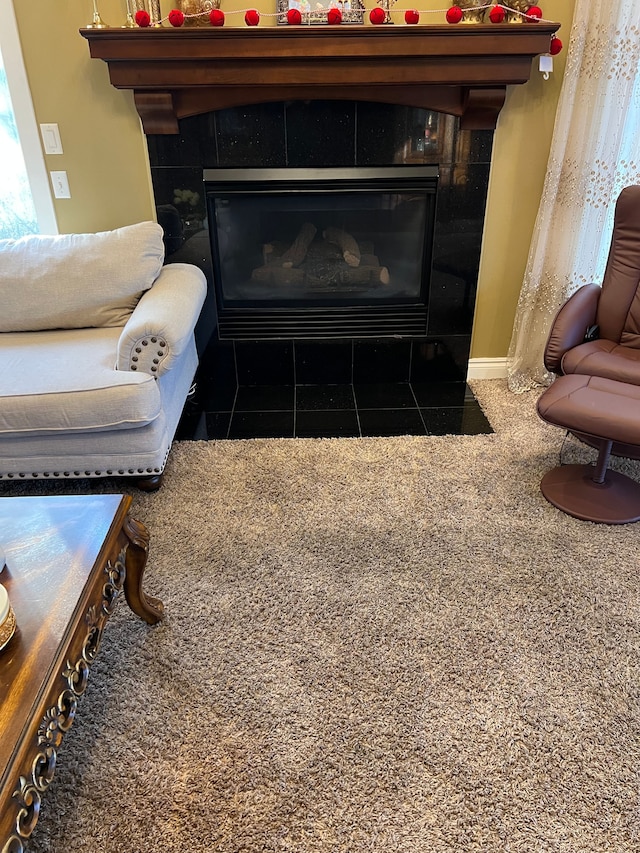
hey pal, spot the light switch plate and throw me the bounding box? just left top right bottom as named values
left=40, top=123, right=63, bottom=155
left=50, top=171, right=71, bottom=199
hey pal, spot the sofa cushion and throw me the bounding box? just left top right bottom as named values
left=0, top=221, right=164, bottom=333
left=0, top=328, right=161, bottom=436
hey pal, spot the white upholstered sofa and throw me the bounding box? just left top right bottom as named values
left=0, top=221, right=206, bottom=490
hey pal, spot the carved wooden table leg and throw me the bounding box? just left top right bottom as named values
left=123, top=515, right=164, bottom=624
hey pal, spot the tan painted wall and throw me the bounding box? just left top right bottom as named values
left=13, top=1, right=155, bottom=233
left=473, top=0, right=575, bottom=358
left=13, top=0, right=575, bottom=358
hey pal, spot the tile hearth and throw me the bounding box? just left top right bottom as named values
left=176, top=338, right=492, bottom=441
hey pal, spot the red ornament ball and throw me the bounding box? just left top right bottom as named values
left=526, top=5, right=543, bottom=20
left=488, top=5, right=505, bottom=23
left=245, top=8, right=260, bottom=25
left=446, top=6, right=463, bottom=24
left=549, top=36, right=563, bottom=55
left=327, top=7, right=342, bottom=24
left=287, top=8, right=302, bottom=23
left=369, top=7, right=385, bottom=24
left=168, top=9, right=185, bottom=26
left=209, top=8, right=225, bottom=24
left=404, top=9, right=419, bottom=24
left=135, top=9, right=151, bottom=26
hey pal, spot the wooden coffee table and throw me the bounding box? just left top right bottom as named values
left=0, top=494, right=163, bottom=852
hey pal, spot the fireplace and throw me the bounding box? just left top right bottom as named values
left=147, top=100, right=492, bottom=380
left=82, top=23, right=558, bottom=384
left=204, top=165, right=438, bottom=339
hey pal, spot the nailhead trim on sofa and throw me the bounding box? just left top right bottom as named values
left=129, top=337, right=167, bottom=373
left=0, top=448, right=171, bottom=481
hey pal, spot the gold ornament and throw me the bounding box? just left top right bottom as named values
left=178, top=0, right=222, bottom=26
left=458, top=0, right=486, bottom=24
left=505, top=1, right=532, bottom=22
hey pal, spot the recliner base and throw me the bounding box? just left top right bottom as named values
left=540, top=463, right=640, bottom=524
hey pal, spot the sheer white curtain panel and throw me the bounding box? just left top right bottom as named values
left=507, top=0, right=640, bottom=392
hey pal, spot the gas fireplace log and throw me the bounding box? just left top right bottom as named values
left=306, top=264, right=390, bottom=288
left=251, top=265, right=305, bottom=286
left=340, top=264, right=390, bottom=286
left=280, top=222, right=317, bottom=268
left=251, top=263, right=388, bottom=288
left=262, top=243, right=274, bottom=266
left=323, top=227, right=361, bottom=267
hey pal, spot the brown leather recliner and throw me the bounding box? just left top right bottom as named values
left=543, top=184, right=640, bottom=459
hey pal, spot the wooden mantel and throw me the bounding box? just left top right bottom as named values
left=81, top=23, right=560, bottom=134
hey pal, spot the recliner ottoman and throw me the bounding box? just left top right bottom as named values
left=537, top=374, right=640, bottom=523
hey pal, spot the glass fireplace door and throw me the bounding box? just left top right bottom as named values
left=204, top=166, right=438, bottom=338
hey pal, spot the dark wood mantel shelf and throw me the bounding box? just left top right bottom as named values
left=81, top=23, right=560, bottom=134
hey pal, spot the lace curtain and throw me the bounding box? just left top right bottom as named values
left=506, top=0, right=640, bottom=393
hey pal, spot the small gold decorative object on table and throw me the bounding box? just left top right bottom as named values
left=0, top=584, right=16, bottom=652
left=178, top=0, right=221, bottom=26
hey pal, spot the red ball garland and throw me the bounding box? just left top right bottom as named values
left=168, top=8, right=185, bottom=26
left=127, top=1, right=554, bottom=36
left=135, top=9, right=151, bottom=26
left=549, top=36, right=563, bottom=55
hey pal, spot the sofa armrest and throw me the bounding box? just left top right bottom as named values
left=117, top=262, right=206, bottom=376
left=543, top=283, right=601, bottom=374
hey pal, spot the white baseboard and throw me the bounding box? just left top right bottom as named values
left=467, top=358, right=508, bottom=380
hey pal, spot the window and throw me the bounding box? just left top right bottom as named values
left=0, top=0, right=56, bottom=237
left=0, top=50, right=37, bottom=238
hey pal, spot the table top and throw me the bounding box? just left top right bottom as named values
left=0, top=494, right=130, bottom=777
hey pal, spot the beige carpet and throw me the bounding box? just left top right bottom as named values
left=4, top=380, right=640, bottom=853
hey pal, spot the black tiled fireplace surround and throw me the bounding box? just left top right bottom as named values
left=147, top=101, right=494, bottom=440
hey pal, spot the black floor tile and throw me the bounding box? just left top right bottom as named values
left=177, top=375, right=492, bottom=441
left=295, top=409, right=360, bottom=438
left=228, top=410, right=295, bottom=439
left=204, top=411, right=233, bottom=439
left=354, top=382, right=416, bottom=409
left=297, top=384, right=355, bottom=411
left=199, top=381, right=237, bottom=413
left=294, top=340, right=353, bottom=384
left=175, top=408, right=205, bottom=440
left=197, top=340, right=237, bottom=398
left=235, top=341, right=294, bottom=385
left=411, top=381, right=474, bottom=408
left=353, top=338, right=412, bottom=383
left=420, top=404, right=493, bottom=436
left=410, top=337, right=470, bottom=383
left=359, top=408, right=427, bottom=437
left=235, top=385, right=295, bottom=412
